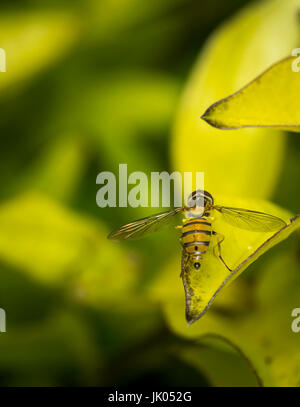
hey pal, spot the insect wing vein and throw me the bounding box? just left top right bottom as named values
left=213, top=205, right=287, bottom=232
left=108, top=207, right=183, bottom=240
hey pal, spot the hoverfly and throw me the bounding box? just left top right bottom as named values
left=108, top=190, right=286, bottom=324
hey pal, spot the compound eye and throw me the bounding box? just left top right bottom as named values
left=194, top=262, right=200, bottom=269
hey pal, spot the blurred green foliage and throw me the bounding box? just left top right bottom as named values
left=0, top=0, right=299, bottom=387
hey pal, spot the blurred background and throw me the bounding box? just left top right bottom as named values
left=0, top=0, right=299, bottom=386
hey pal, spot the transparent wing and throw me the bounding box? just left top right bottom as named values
left=213, top=205, right=287, bottom=232
left=107, top=207, right=183, bottom=241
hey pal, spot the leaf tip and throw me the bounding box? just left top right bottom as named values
left=200, top=107, right=212, bottom=125
left=185, top=310, right=194, bottom=326
left=186, top=310, right=203, bottom=326
left=201, top=104, right=225, bottom=130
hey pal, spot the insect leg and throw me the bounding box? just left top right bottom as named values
left=212, top=231, right=232, bottom=272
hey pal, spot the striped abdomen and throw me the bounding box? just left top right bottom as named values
left=181, top=217, right=212, bottom=256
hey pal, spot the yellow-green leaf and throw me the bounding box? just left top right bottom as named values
left=172, top=0, right=300, bottom=199
left=149, top=195, right=293, bottom=323
left=163, top=247, right=300, bottom=386
left=202, top=57, right=300, bottom=131
left=189, top=214, right=299, bottom=323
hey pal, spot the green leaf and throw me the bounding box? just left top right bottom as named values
left=174, top=339, right=261, bottom=387
left=22, top=136, right=86, bottom=203
left=42, top=70, right=179, bottom=182
left=0, top=312, right=100, bottom=385
left=0, top=192, right=137, bottom=304
left=0, top=11, right=78, bottom=92
left=87, top=0, right=187, bottom=40
left=172, top=0, right=300, bottom=199
left=202, top=57, right=300, bottom=131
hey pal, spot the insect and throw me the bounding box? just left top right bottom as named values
left=108, top=190, right=286, bottom=324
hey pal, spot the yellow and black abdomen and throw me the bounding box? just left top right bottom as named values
left=181, top=218, right=212, bottom=255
